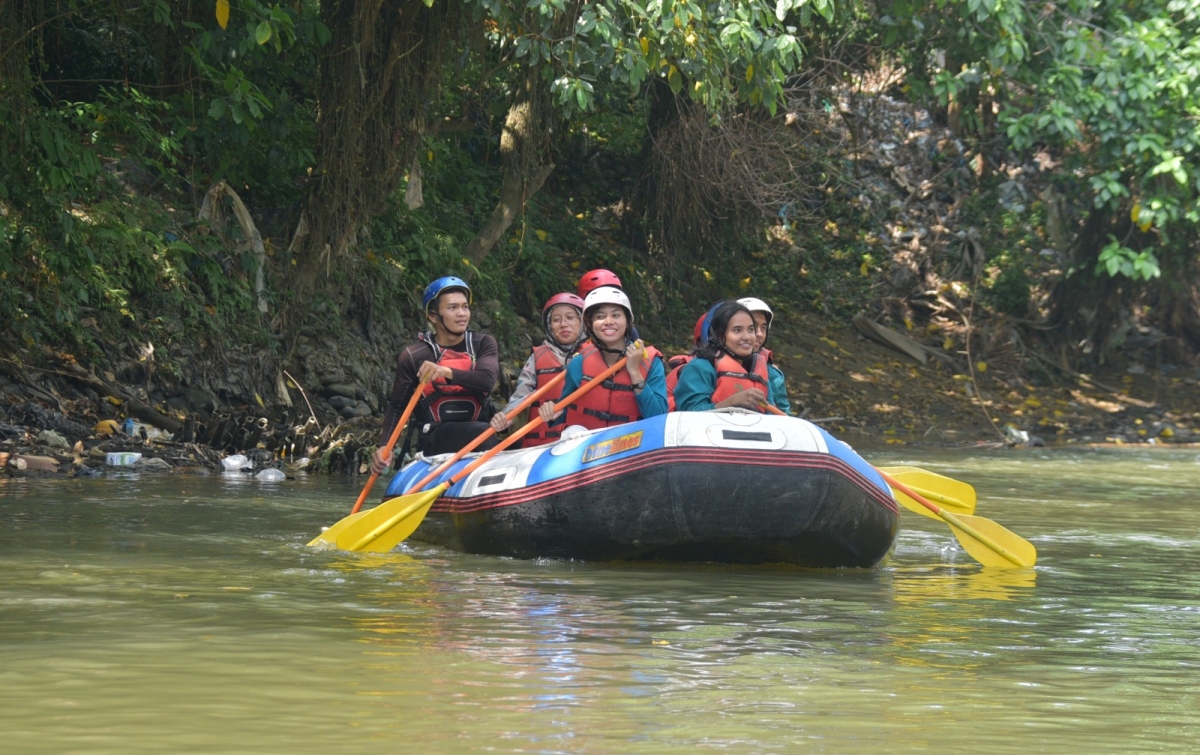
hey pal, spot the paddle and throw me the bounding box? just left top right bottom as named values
left=402, top=369, right=567, bottom=495
left=878, top=469, right=1037, bottom=568
left=310, top=356, right=630, bottom=553
left=315, top=367, right=566, bottom=543
left=874, top=466, right=976, bottom=519
left=763, top=405, right=1035, bottom=568
left=349, top=376, right=428, bottom=515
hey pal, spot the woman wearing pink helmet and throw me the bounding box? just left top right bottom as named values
left=490, top=293, right=586, bottom=446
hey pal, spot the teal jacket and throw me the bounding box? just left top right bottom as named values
left=673, top=357, right=778, bottom=412
left=550, top=352, right=669, bottom=425
left=768, top=362, right=792, bottom=415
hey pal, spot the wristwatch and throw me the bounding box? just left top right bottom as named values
left=631, top=380, right=646, bottom=390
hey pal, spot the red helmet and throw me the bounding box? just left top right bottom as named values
left=692, top=313, right=706, bottom=346
left=542, top=292, right=585, bottom=318
left=576, top=269, right=623, bottom=299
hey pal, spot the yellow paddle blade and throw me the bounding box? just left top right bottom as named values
left=334, top=483, right=449, bottom=553
left=878, top=466, right=976, bottom=519
left=307, top=509, right=369, bottom=547
left=889, top=486, right=971, bottom=521
left=942, top=512, right=1037, bottom=568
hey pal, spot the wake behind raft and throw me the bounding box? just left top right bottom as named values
left=382, top=410, right=900, bottom=567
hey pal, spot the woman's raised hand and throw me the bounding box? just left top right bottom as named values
left=624, top=340, right=645, bottom=382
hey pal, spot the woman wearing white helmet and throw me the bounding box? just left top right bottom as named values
left=738, top=296, right=792, bottom=415
left=538, top=287, right=668, bottom=431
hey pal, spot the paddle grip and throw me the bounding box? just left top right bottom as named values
left=404, top=370, right=568, bottom=494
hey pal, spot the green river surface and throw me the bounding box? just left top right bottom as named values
left=3, top=447, right=1199, bottom=754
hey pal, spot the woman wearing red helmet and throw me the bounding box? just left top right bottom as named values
left=673, top=300, right=778, bottom=413
left=490, top=293, right=585, bottom=446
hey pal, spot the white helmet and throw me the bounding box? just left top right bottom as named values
left=583, top=286, right=634, bottom=325
left=737, top=297, right=773, bottom=328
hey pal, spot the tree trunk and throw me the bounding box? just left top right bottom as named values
left=1149, top=236, right=1200, bottom=354
left=288, top=0, right=464, bottom=311
left=463, top=64, right=555, bottom=267
left=1046, top=206, right=1129, bottom=367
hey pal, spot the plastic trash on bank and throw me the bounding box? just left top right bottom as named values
left=255, top=468, right=286, bottom=482
left=123, top=418, right=173, bottom=441
left=221, top=454, right=254, bottom=471
left=106, top=452, right=142, bottom=466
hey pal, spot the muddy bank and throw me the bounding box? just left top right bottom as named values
left=0, top=309, right=537, bottom=478
left=3, top=307, right=1198, bottom=480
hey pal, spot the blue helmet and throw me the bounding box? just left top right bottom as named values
left=422, top=276, right=472, bottom=312
left=697, top=302, right=723, bottom=347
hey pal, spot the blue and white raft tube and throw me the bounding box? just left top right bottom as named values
left=384, top=410, right=899, bottom=567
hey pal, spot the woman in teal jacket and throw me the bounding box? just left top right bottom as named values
left=738, top=297, right=792, bottom=415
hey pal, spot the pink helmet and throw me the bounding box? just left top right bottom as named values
left=542, top=292, right=585, bottom=318
left=576, top=269, right=623, bottom=299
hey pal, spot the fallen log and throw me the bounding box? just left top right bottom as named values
left=853, top=313, right=934, bottom=365
left=56, top=360, right=183, bottom=434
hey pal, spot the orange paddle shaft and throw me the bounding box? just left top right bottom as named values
left=404, top=370, right=568, bottom=494
left=350, top=377, right=426, bottom=514
left=411, top=357, right=630, bottom=493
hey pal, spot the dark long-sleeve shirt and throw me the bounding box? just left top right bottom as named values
left=377, top=332, right=499, bottom=445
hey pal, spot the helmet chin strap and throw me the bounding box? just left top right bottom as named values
left=549, top=333, right=583, bottom=352
left=716, top=341, right=751, bottom=367
left=589, top=327, right=628, bottom=355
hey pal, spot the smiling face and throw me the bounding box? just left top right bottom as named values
left=548, top=305, right=581, bottom=345
left=724, top=312, right=757, bottom=357
left=429, top=290, right=471, bottom=336
left=750, top=312, right=769, bottom=350
left=588, top=304, right=629, bottom=349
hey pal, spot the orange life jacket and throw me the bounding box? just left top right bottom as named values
left=419, top=332, right=488, bottom=423
left=760, top=347, right=773, bottom=365
left=563, top=344, right=662, bottom=430
left=665, top=354, right=693, bottom=412
left=523, top=343, right=574, bottom=446
left=709, top=351, right=770, bottom=408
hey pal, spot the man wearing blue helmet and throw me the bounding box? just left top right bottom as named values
left=371, top=276, right=500, bottom=474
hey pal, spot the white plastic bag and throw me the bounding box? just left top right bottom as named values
left=221, top=454, right=253, bottom=471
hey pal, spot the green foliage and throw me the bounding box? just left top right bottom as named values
left=174, top=0, right=325, bottom=204
left=0, top=1, right=325, bottom=353
left=885, top=0, right=1200, bottom=282
left=472, top=0, right=837, bottom=116
left=1097, top=238, right=1162, bottom=281
left=990, top=261, right=1032, bottom=317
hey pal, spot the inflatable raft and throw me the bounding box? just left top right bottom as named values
left=383, top=410, right=900, bottom=567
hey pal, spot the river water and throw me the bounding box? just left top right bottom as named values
left=2, top=447, right=1198, bottom=754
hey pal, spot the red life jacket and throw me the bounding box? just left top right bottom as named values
left=563, top=344, right=662, bottom=430
left=523, top=343, right=573, bottom=446
left=665, top=354, right=693, bottom=412
left=760, top=347, right=773, bottom=365
left=419, top=332, right=488, bottom=423
left=709, top=351, right=770, bottom=408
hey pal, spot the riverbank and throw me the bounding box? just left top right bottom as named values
left=3, top=302, right=1196, bottom=479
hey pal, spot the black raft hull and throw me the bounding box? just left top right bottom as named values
left=408, top=446, right=899, bottom=568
